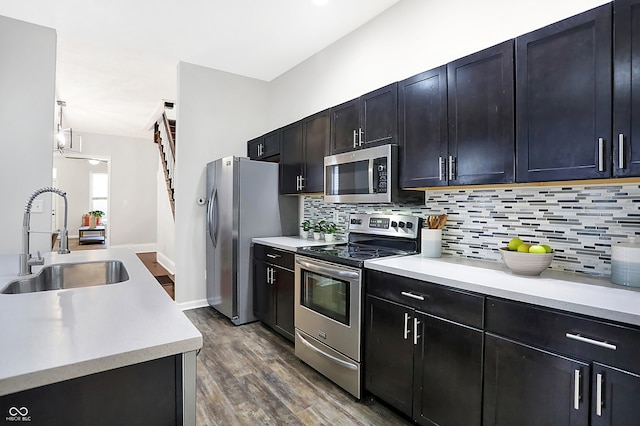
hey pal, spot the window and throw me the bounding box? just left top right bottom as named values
left=91, top=172, right=108, bottom=222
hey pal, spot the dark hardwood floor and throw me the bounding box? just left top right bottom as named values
left=185, top=307, right=411, bottom=425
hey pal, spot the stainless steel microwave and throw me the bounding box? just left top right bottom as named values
left=324, top=144, right=400, bottom=203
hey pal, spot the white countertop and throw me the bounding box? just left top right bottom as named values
left=252, top=236, right=337, bottom=251
left=365, top=254, right=640, bottom=327
left=0, top=248, right=203, bottom=396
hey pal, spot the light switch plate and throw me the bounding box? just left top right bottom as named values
left=31, top=199, right=44, bottom=213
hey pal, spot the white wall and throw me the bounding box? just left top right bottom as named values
left=173, top=0, right=612, bottom=306
left=76, top=132, right=158, bottom=247
left=156, top=155, right=175, bottom=274
left=174, top=63, right=269, bottom=308
left=0, top=16, right=56, bottom=255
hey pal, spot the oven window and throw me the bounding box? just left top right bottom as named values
left=325, top=160, right=370, bottom=195
left=301, top=270, right=349, bottom=325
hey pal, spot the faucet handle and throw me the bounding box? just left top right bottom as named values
left=28, top=251, right=45, bottom=266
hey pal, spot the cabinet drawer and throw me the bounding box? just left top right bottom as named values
left=366, top=270, right=484, bottom=329
left=486, top=297, right=640, bottom=374
left=253, top=244, right=294, bottom=270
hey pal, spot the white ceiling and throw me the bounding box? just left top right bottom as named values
left=0, top=0, right=399, bottom=139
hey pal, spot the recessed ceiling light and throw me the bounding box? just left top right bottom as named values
left=313, top=0, right=329, bottom=5
left=88, top=159, right=100, bottom=165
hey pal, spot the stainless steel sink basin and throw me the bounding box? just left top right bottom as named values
left=1, top=260, right=129, bottom=294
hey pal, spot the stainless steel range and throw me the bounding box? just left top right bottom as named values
left=294, top=213, right=422, bottom=398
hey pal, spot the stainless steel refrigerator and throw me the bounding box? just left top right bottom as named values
left=206, top=156, right=298, bottom=325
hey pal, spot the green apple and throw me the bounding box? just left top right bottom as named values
left=541, top=244, right=552, bottom=253
left=517, top=243, right=531, bottom=253
left=507, top=237, right=523, bottom=251
left=529, top=245, right=547, bottom=254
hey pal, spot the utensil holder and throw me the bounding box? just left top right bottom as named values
left=421, top=229, right=442, bottom=258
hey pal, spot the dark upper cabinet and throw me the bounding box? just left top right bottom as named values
left=398, top=66, right=448, bottom=188
left=280, top=110, right=329, bottom=194
left=447, top=40, right=515, bottom=186
left=483, top=333, right=590, bottom=426
left=331, top=83, right=398, bottom=154
left=614, top=0, right=640, bottom=177
left=247, top=129, right=280, bottom=161
left=516, top=4, right=612, bottom=182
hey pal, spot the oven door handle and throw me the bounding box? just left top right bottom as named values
left=296, top=331, right=358, bottom=371
left=295, top=258, right=360, bottom=280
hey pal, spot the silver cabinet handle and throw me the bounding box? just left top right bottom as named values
left=296, top=331, right=358, bottom=371
left=403, top=312, right=410, bottom=340
left=270, top=268, right=276, bottom=284
left=438, top=156, right=444, bottom=181
left=258, top=143, right=263, bottom=157
left=413, top=317, right=420, bottom=345
left=598, top=138, right=605, bottom=172
left=266, top=267, right=272, bottom=284
left=358, top=128, right=364, bottom=146
left=574, top=369, right=581, bottom=410
left=401, top=291, right=425, bottom=301
left=619, top=133, right=625, bottom=169
left=266, top=253, right=281, bottom=259
left=299, top=175, right=305, bottom=191
left=565, top=333, right=617, bottom=350
left=353, top=129, right=358, bottom=148
left=448, top=155, right=455, bottom=180
left=596, top=373, right=603, bottom=416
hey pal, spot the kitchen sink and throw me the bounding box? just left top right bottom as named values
left=1, top=260, right=129, bottom=294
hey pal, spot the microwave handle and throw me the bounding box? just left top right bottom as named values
left=368, top=158, right=374, bottom=194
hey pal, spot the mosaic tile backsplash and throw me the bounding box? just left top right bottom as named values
left=302, top=183, right=640, bottom=277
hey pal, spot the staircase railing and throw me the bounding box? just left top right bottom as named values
left=154, top=110, right=176, bottom=219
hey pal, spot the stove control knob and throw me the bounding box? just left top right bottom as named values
left=398, top=221, right=405, bottom=228
left=406, top=222, right=413, bottom=229
left=391, top=221, right=398, bottom=228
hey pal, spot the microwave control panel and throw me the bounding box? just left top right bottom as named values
left=373, top=157, right=387, bottom=193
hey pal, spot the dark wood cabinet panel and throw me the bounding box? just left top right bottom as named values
left=399, top=66, right=448, bottom=188
left=302, top=109, right=330, bottom=193
left=591, top=363, right=640, bottom=426
left=516, top=4, right=612, bottom=182
left=253, top=259, right=275, bottom=329
left=364, top=295, right=414, bottom=417
left=448, top=40, right=515, bottom=186
left=483, top=333, right=590, bottom=426
left=273, top=265, right=295, bottom=340
left=280, top=121, right=303, bottom=194
left=247, top=130, right=280, bottom=161
left=614, top=0, right=640, bottom=177
left=413, top=313, right=483, bottom=426
left=331, top=98, right=360, bottom=154
left=247, top=136, right=262, bottom=160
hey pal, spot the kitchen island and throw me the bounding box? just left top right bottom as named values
left=0, top=248, right=202, bottom=425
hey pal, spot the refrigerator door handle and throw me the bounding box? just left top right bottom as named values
left=207, top=187, right=215, bottom=245
left=208, top=188, right=219, bottom=248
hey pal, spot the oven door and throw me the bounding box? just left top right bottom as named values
left=294, top=256, right=362, bottom=362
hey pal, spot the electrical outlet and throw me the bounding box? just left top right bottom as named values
left=334, top=210, right=339, bottom=222
left=31, top=199, right=44, bottom=213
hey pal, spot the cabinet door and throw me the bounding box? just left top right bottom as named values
left=591, top=363, right=640, bottom=426
left=413, top=313, right=483, bottom=426
left=399, top=67, right=448, bottom=188
left=447, top=40, right=515, bottom=186
left=483, top=333, right=590, bottom=426
left=361, top=83, right=398, bottom=149
left=247, top=136, right=262, bottom=160
left=262, top=129, right=280, bottom=159
left=614, top=0, right=640, bottom=177
left=330, top=98, right=360, bottom=154
left=253, top=260, right=274, bottom=328
left=280, top=121, right=304, bottom=194
left=364, top=295, right=414, bottom=417
left=302, top=110, right=330, bottom=193
left=273, top=265, right=295, bottom=342
left=516, top=4, right=612, bottom=182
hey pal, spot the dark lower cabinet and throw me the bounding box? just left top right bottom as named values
left=0, top=355, right=182, bottom=426
left=591, top=363, right=640, bottom=426
left=483, top=333, right=590, bottom=426
left=253, top=244, right=295, bottom=342
left=516, top=4, right=612, bottom=182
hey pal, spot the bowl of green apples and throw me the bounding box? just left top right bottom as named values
left=500, top=238, right=554, bottom=276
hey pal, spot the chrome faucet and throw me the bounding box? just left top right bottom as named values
left=19, top=187, right=70, bottom=276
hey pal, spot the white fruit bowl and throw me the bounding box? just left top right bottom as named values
left=500, top=248, right=554, bottom=276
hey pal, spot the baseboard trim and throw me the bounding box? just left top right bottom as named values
left=178, top=299, right=209, bottom=311
left=156, top=251, right=175, bottom=275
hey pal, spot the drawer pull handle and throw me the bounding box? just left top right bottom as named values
left=596, top=373, right=603, bottom=416
left=574, top=369, right=581, bottom=410
left=401, top=291, right=425, bottom=301
left=565, top=333, right=617, bottom=351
